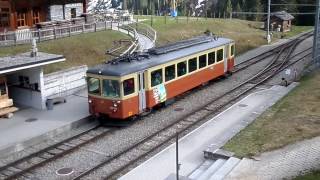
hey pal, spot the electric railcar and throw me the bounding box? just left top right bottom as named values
left=86, top=35, right=235, bottom=120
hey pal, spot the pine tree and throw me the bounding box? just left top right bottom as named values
left=225, top=0, right=233, bottom=16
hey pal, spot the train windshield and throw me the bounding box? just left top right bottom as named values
left=87, top=77, right=100, bottom=95
left=102, top=79, right=120, bottom=98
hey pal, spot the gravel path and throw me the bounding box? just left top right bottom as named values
left=225, top=136, right=320, bottom=180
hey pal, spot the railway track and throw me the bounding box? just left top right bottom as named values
left=0, top=124, right=116, bottom=180
left=0, top=32, right=312, bottom=180
left=71, top=34, right=311, bottom=179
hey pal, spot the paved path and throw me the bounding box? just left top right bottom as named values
left=112, top=22, right=155, bottom=51
left=226, top=136, right=320, bottom=180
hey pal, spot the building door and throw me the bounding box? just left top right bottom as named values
left=224, top=45, right=229, bottom=73
left=32, top=8, right=41, bottom=25
left=71, top=8, right=76, bottom=18
left=138, top=71, right=146, bottom=113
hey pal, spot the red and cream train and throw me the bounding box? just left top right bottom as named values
left=86, top=35, right=235, bottom=120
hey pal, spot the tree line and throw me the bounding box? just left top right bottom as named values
left=114, top=0, right=315, bottom=25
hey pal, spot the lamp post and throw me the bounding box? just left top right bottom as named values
left=267, top=0, right=271, bottom=43
left=313, top=0, right=320, bottom=66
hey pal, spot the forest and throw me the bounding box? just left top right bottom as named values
left=111, top=0, right=316, bottom=25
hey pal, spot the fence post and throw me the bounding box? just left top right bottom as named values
left=3, top=30, right=6, bottom=41
left=94, top=23, right=97, bottom=32
left=105, top=21, right=107, bottom=30
left=111, top=20, right=113, bottom=30
left=53, top=27, right=57, bottom=39
left=230, top=12, right=232, bottom=19
left=14, top=31, right=17, bottom=46
left=224, top=12, right=226, bottom=19
left=118, top=21, right=120, bottom=31
left=82, top=24, right=85, bottom=33
left=38, top=29, right=41, bottom=42
left=69, top=25, right=71, bottom=37
left=214, top=12, right=215, bottom=18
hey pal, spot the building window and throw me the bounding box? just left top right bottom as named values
left=17, top=10, right=27, bottom=27
left=32, top=8, right=41, bottom=24
left=87, top=77, right=100, bottom=95
left=165, top=65, right=176, bottom=82
left=123, top=78, right=135, bottom=96
left=71, top=8, right=77, bottom=18
left=0, top=8, right=10, bottom=28
left=188, top=58, right=197, bottom=73
left=177, top=61, right=187, bottom=77
left=199, top=54, right=207, bottom=69
left=208, top=52, right=216, bottom=65
left=217, top=49, right=224, bottom=62
left=102, top=79, right=120, bottom=98
left=151, top=69, right=163, bottom=87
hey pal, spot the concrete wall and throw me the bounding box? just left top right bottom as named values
left=49, top=3, right=83, bottom=21
left=43, top=65, right=87, bottom=99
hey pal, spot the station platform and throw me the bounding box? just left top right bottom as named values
left=0, top=89, right=91, bottom=158
left=119, top=83, right=298, bottom=180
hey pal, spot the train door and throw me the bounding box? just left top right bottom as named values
left=138, top=71, right=146, bottom=113
left=224, top=45, right=229, bottom=73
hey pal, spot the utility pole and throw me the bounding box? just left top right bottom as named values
left=313, top=0, right=320, bottom=66
left=176, top=133, right=180, bottom=180
left=267, top=0, right=271, bottom=43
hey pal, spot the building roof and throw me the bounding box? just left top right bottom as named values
left=87, top=36, right=234, bottom=77
left=0, top=52, right=65, bottom=74
left=272, top=11, right=294, bottom=21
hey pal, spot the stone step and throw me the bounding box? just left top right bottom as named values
left=209, top=157, right=240, bottom=180
left=197, top=159, right=227, bottom=180
left=188, top=160, right=215, bottom=179
left=204, top=148, right=234, bottom=160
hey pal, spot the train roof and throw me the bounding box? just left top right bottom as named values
left=87, top=35, right=234, bottom=77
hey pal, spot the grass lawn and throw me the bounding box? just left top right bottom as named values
left=293, top=170, right=320, bottom=180
left=136, top=15, right=312, bottom=55
left=0, top=30, right=129, bottom=73
left=223, top=71, right=320, bottom=158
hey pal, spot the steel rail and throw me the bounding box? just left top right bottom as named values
left=0, top=122, right=116, bottom=180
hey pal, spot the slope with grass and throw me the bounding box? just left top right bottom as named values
left=0, top=30, right=129, bottom=73
left=223, top=71, right=320, bottom=158
left=138, top=16, right=312, bottom=55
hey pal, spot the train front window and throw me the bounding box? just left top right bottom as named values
left=87, top=77, right=100, bottom=95
left=199, top=55, right=207, bottom=69
left=151, top=69, right=163, bottom=87
left=188, top=58, right=197, bottom=73
left=165, top=65, right=176, bottom=82
left=208, top=52, right=216, bottom=65
left=231, top=44, right=235, bottom=56
left=123, top=78, right=135, bottom=96
left=217, top=49, right=224, bottom=62
left=177, top=61, right=187, bottom=77
left=102, top=79, right=120, bottom=98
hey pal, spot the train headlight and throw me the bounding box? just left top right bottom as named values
left=88, top=99, right=92, bottom=103
left=113, top=103, right=118, bottom=107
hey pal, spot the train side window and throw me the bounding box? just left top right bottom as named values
left=123, top=78, right=135, bottom=96
left=188, top=58, right=197, bottom=73
left=87, top=77, right=101, bottom=95
left=217, top=49, right=224, bottom=62
left=199, top=54, right=207, bottom=69
left=177, top=61, right=187, bottom=77
left=102, top=79, right=120, bottom=98
left=231, top=44, right=235, bottom=56
left=208, top=52, right=216, bottom=65
left=151, top=69, right=163, bottom=87
left=165, top=65, right=176, bottom=82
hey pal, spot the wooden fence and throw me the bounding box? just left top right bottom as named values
left=0, top=21, right=119, bottom=47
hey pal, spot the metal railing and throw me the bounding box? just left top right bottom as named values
left=130, top=21, right=157, bottom=44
